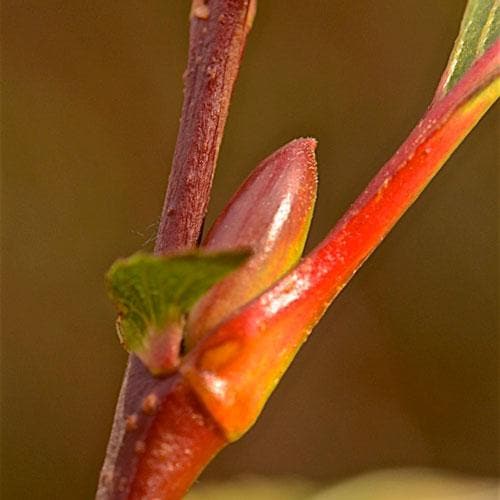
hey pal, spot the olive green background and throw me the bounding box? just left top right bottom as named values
left=1, top=1, right=498, bottom=498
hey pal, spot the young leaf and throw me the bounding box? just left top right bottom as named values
left=435, top=0, right=499, bottom=99
left=185, top=138, right=318, bottom=350
left=106, top=250, right=250, bottom=375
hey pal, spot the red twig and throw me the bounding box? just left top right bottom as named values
left=181, top=42, right=499, bottom=440
left=97, top=2, right=498, bottom=497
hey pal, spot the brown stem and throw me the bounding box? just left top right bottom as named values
left=97, top=1, right=255, bottom=498
left=155, top=0, right=256, bottom=253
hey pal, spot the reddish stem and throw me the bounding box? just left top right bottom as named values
left=97, top=1, right=255, bottom=498
left=127, top=375, right=226, bottom=499
left=180, top=42, right=499, bottom=440
left=98, top=3, right=497, bottom=496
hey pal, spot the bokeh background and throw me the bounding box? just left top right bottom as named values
left=2, top=1, right=498, bottom=498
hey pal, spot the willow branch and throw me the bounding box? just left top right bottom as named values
left=96, top=2, right=255, bottom=498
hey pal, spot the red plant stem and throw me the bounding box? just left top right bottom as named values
left=97, top=2, right=255, bottom=498
left=181, top=42, right=499, bottom=440
left=97, top=4, right=498, bottom=496
left=97, top=368, right=226, bottom=500
left=127, top=375, right=226, bottom=499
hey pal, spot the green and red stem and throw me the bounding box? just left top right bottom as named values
left=98, top=2, right=498, bottom=497
left=182, top=41, right=499, bottom=440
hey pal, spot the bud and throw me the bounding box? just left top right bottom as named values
left=185, top=138, right=318, bottom=350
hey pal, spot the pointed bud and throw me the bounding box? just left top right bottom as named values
left=185, top=138, right=318, bottom=350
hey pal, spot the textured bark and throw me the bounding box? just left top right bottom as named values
left=155, top=0, right=256, bottom=253
left=97, top=1, right=255, bottom=498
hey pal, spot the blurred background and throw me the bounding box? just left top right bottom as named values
left=1, top=1, right=498, bottom=498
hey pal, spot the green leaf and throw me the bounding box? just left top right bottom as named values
left=441, top=0, right=499, bottom=94
left=106, top=250, right=250, bottom=373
